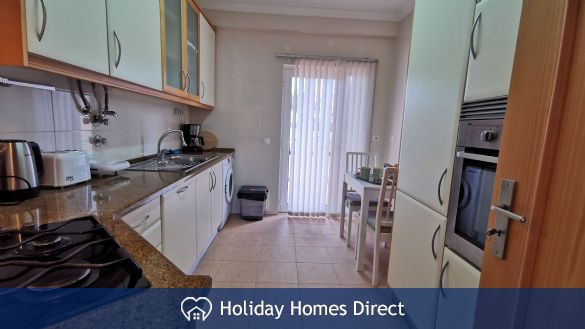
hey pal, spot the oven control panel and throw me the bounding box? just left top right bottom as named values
left=458, top=119, right=503, bottom=150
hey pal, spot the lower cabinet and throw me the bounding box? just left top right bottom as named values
left=211, top=163, right=224, bottom=233
left=195, top=168, right=213, bottom=261
left=121, top=197, right=162, bottom=250
left=435, top=248, right=481, bottom=329
left=161, top=177, right=198, bottom=274
left=388, top=191, right=447, bottom=329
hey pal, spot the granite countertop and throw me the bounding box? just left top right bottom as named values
left=0, top=149, right=235, bottom=288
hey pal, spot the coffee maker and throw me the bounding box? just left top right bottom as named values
left=181, top=124, right=205, bottom=152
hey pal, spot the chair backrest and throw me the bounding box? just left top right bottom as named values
left=345, top=152, right=378, bottom=174
left=375, top=165, right=399, bottom=229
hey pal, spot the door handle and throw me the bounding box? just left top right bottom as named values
left=431, top=224, right=440, bottom=260
left=113, top=30, right=122, bottom=68
left=491, top=205, right=525, bottom=223
left=488, top=179, right=526, bottom=259
left=439, top=261, right=449, bottom=297
left=470, top=13, right=482, bottom=60
left=438, top=168, right=447, bottom=206
left=37, top=0, right=47, bottom=41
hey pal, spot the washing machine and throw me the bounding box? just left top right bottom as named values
left=220, top=157, right=234, bottom=229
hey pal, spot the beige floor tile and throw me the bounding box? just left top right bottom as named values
left=319, top=225, right=340, bottom=235
left=255, top=283, right=299, bottom=288
left=256, top=262, right=298, bottom=283
left=292, top=224, right=323, bottom=235
left=321, top=235, right=348, bottom=248
left=295, top=247, right=332, bottom=263
left=224, top=245, right=263, bottom=261
left=294, top=234, right=325, bottom=247
left=297, top=263, right=339, bottom=284
left=261, top=234, right=295, bottom=246
left=203, top=243, right=230, bottom=261
left=213, top=281, right=256, bottom=288
left=333, top=263, right=372, bottom=285
left=327, top=247, right=356, bottom=264
left=215, top=261, right=259, bottom=282
left=194, top=260, right=222, bottom=277
left=298, top=283, right=340, bottom=288
left=262, top=246, right=296, bottom=262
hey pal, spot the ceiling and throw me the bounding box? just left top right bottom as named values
left=197, top=0, right=415, bottom=22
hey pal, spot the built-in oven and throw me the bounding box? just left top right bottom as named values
left=446, top=119, right=503, bottom=269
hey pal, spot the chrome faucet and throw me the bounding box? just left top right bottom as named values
left=157, top=130, right=187, bottom=163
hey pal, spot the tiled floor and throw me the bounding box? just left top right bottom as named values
left=196, top=213, right=391, bottom=288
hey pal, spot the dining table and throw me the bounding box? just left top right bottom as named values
left=340, top=171, right=394, bottom=272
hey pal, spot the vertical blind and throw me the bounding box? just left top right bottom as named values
left=287, top=59, right=377, bottom=216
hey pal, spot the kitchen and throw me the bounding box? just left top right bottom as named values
left=1, top=0, right=585, bottom=328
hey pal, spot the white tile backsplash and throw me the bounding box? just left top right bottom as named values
left=0, top=82, right=189, bottom=161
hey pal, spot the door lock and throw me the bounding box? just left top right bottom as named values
left=488, top=179, right=525, bottom=259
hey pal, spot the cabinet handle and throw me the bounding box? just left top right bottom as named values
left=177, top=186, right=189, bottom=194
left=437, top=168, right=447, bottom=206
left=439, top=261, right=449, bottom=297
left=181, top=71, right=188, bottom=92
left=209, top=173, right=213, bottom=192
left=132, top=214, right=150, bottom=229
left=201, top=81, right=205, bottom=98
left=431, top=224, right=440, bottom=260
left=470, top=12, right=482, bottom=60
left=212, top=171, right=216, bottom=190
left=37, top=0, right=47, bottom=41
left=114, top=30, right=122, bottom=68
left=186, top=72, right=192, bottom=93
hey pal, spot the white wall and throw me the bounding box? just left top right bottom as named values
left=192, top=10, right=410, bottom=214
left=384, top=13, right=414, bottom=164
left=0, top=67, right=189, bottom=161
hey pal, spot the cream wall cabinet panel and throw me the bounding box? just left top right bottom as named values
left=435, top=248, right=481, bottom=329
left=211, top=163, right=223, bottom=233
left=25, top=0, right=109, bottom=74
left=106, top=0, right=163, bottom=90
left=199, top=15, right=215, bottom=106
left=464, top=0, right=523, bottom=102
left=388, top=191, right=447, bottom=329
left=397, top=0, right=475, bottom=216
left=162, top=179, right=198, bottom=274
left=195, top=168, right=213, bottom=260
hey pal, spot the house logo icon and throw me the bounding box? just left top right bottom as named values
left=181, top=297, right=213, bottom=322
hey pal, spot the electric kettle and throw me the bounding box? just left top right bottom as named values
left=0, top=140, right=44, bottom=202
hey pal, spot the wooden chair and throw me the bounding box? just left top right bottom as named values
left=364, top=165, right=398, bottom=286
left=341, top=152, right=379, bottom=246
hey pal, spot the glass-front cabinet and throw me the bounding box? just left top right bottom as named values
left=161, top=0, right=199, bottom=100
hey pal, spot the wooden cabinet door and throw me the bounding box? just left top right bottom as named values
left=464, top=0, right=523, bottom=102
left=389, top=191, right=446, bottom=329
left=397, top=0, right=475, bottom=216
left=211, top=163, right=223, bottom=234
left=161, top=179, right=197, bottom=274
left=435, top=248, right=480, bottom=329
left=195, top=169, right=212, bottom=260
left=106, top=0, right=162, bottom=90
left=199, top=15, right=215, bottom=106
left=25, top=0, right=109, bottom=74
left=185, top=0, right=200, bottom=100
left=162, top=0, right=185, bottom=95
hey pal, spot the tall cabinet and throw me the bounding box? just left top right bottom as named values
left=388, top=0, right=476, bottom=328
left=199, top=15, right=216, bottom=106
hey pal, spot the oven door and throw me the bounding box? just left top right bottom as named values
left=446, top=147, right=497, bottom=269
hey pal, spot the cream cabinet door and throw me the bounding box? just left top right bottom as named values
left=397, top=0, right=475, bottom=216
left=25, top=0, right=109, bottom=74
left=435, top=248, right=480, bottom=329
left=195, top=168, right=213, bottom=260
left=388, top=191, right=447, bottom=329
left=162, top=179, right=198, bottom=274
left=199, top=15, right=215, bottom=106
left=464, top=0, right=524, bottom=102
left=106, top=0, right=163, bottom=90
left=211, top=162, right=224, bottom=234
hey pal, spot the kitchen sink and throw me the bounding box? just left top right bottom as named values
left=126, top=154, right=217, bottom=173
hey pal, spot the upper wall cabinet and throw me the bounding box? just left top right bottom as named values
left=464, top=0, right=524, bottom=102
left=106, top=0, right=163, bottom=90
left=162, top=0, right=200, bottom=101
left=25, top=0, right=109, bottom=74
left=397, top=0, right=475, bottom=216
left=199, top=15, right=216, bottom=107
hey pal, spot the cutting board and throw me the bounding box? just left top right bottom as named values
left=200, top=130, right=218, bottom=151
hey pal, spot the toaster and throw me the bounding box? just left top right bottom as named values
left=41, top=151, right=91, bottom=187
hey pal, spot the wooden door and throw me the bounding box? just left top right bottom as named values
left=106, top=0, right=162, bottom=90
left=25, top=0, right=109, bottom=74
left=479, top=0, right=585, bottom=325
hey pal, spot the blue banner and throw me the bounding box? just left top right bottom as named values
left=1, top=288, right=584, bottom=328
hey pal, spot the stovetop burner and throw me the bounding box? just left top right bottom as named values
left=0, top=216, right=150, bottom=289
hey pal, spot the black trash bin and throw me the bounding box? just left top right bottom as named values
left=237, top=186, right=268, bottom=220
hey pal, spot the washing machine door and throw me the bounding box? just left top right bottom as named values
left=224, top=167, right=234, bottom=203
